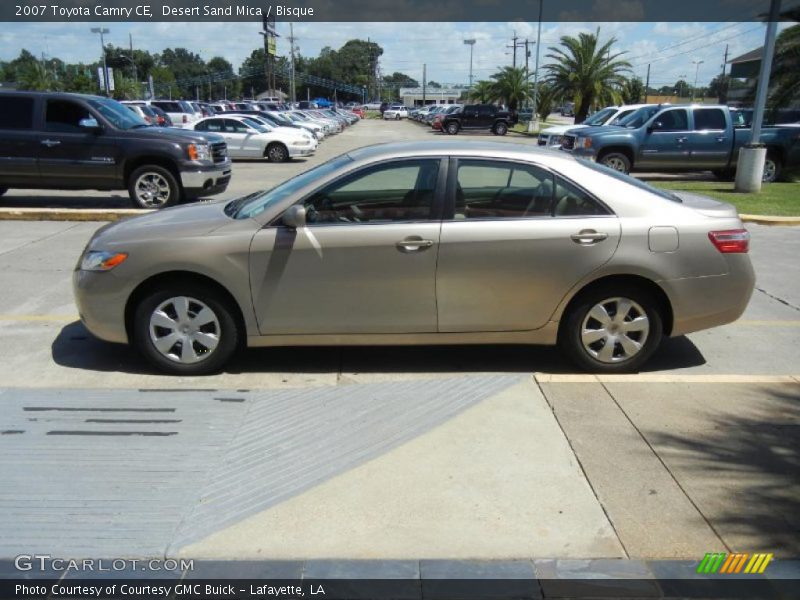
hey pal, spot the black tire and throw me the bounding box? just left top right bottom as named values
left=599, top=152, right=632, bottom=174
left=0, top=187, right=8, bottom=197
left=558, top=284, right=664, bottom=374
left=494, top=121, right=508, bottom=136
left=133, top=283, right=240, bottom=376
left=446, top=121, right=460, bottom=135
left=128, top=165, right=181, bottom=209
left=763, top=151, right=782, bottom=183
left=395, top=114, right=400, bottom=120
left=266, top=142, right=289, bottom=163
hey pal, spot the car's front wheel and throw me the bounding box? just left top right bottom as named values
left=446, top=122, right=459, bottom=135
left=599, top=152, right=631, bottom=174
left=558, top=286, right=663, bottom=373
left=266, top=143, right=289, bottom=163
left=133, top=285, right=240, bottom=375
left=128, top=165, right=180, bottom=209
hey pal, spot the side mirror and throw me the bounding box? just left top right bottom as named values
left=647, top=121, right=664, bottom=133
left=79, top=117, right=100, bottom=131
left=282, top=204, right=307, bottom=229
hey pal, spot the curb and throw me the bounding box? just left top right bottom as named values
left=740, top=214, right=800, bottom=226
left=0, top=208, right=798, bottom=225
left=0, top=208, right=151, bottom=222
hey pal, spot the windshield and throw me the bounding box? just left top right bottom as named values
left=616, top=106, right=661, bottom=129
left=583, top=107, right=618, bottom=126
left=578, top=159, right=682, bottom=203
left=231, top=154, right=354, bottom=219
left=87, top=98, right=148, bottom=130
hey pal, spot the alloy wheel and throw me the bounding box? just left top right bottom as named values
left=603, top=157, right=628, bottom=172
left=134, top=172, right=172, bottom=208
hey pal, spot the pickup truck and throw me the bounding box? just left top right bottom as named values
left=538, top=103, right=658, bottom=147
left=560, top=104, right=800, bottom=183
left=441, top=104, right=518, bottom=136
left=0, top=91, right=231, bottom=208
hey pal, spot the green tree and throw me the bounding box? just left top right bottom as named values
left=150, top=65, right=178, bottom=99
left=534, top=83, right=557, bottom=122
left=768, top=24, right=800, bottom=110
left=112, top=73, right=140, bottom=100
left=467, top=80, right=495, bottom=103
left=545, top=28, right=631, bottom=123
left=427, top=80, right=442, bottom=88
left=63, top=65, right=97, bottom=94
left=488, top=66, right=532, bottom=112
left=621, top=77, right=644, bottom=104
left=18, top=61, right=60, bottom=91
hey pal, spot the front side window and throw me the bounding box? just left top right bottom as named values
left=303, top=159, right=441, bottom=224
left=455, top=160, right=554, bottom=219
left=45, top=100, right=94, bottom=132
left=654, top=109, right=688, bottom=131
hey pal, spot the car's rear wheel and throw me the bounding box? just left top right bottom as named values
left=266, top=143, right=289, bottom=163
left=558, top=286, right=663, bottom=373
left=494, top=122, right=508, bottom=136
left=446, top=122, right=459, bottom=135
left=763, top=152, right=781, bottom=183
left=133, top=285, right=239, bottom=375
left=599, top=152, right=631, bottom=174
left=128, top=165, right=180, bottom=209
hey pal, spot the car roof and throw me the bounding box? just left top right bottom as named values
left=346, top=140, right=581, bottom=169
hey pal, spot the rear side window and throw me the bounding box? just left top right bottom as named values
left=655, top=109, right=688, bottom=131
left=694, top=108, right=726, bottom=131
left=455, top=160, right=554, bottom=219
left=152, top=101, right=181, bottom=113
left=0, top=97, right=35, bottom=130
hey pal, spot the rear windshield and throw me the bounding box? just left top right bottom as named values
left=578, top=159, right=682, bottom=203
left=0, top=96, right=35, bottom=130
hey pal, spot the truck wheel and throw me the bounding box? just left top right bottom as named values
left=600, top=152, right=631, bottom=174
left=446, top=122, right=460, bottom=135
left=266, top=143, right=289, bottom=163
left=133, top=284, right=240, bottom=376
left=0, top=188, right=8, bottom=197
left=558, top=284, right=663, bottom=374
left=129, top=165, right=180, bottom=209
left=494, top=122, right=508, bottom=136
left=763, top=152, right=782, bottom=183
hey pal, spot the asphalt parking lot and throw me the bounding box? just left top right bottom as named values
left=0, top=119, right=797, bottom=563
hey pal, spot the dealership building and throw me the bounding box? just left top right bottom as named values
left=399, top=87, right=465, bottom=107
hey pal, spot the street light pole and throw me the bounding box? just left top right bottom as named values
left=691, top=60, right=704, bottom=101
left=529, top=0, right=543, bottom=133
left=90, top=27, right=110, bottom=96
left=463, top=39, right=476, bottom=88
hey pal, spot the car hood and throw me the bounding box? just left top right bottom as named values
left=88, top=200, right=235, bottom=249
left=673, top=191, right=740, bottom=219
left=542, top=124, right=587, bottom=135
left=126, top=126, right=224, bottom=144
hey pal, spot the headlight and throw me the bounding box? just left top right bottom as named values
left=80, top=251, right=128, bottom=271
left=576, top=137, right=593, bottom=150
left=187, top=143, right=211, bottom=161
left=550, top=135, right=562, bottom=145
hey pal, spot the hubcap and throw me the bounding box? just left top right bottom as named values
left=604, top=157, right=627, bottom=172
left=269, top=146, right=284, bottom=161
left=762, top=159, right=776, bottom=183
left=148, top=296, right=220, bottom=364
left=134, top=172, right=171, bottom=208
left=581, top=297, right=650, bottom=364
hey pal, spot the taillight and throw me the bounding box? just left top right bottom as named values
left=708, top=229, right=750, bottom=253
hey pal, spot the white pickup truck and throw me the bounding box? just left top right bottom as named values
left=538, top=103, right=658, bottom=147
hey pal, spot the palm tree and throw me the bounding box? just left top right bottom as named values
left=467, top=80, right=496, bottom=104
left=488, top=66, right=532, bottom=112
left=768, top=24, right=800, bottom=112
left=534, top=83, right=558, bottom=122
left=545, top=29, right=631, bottom=123
left=18, top=62, right=60, bottom=92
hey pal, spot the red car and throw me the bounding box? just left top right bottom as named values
left=432, top=114, right=445, bottom=131
left=351, top=107, right=365, bottom=119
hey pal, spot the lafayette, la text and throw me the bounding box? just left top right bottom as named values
left=24, top=4, right=314, bottom=18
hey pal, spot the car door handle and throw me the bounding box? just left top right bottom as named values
left=676, top=137, right=688, bottom=143
left=716, top=137, right=727, bottom=143
left=41, top=139, right=61, bottom=147
left=571, top=230, right=608, bottom=245
left=396, top=237, right=434, bottom=252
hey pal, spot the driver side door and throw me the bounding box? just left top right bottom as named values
left=249, top=158, right=446, bottom=335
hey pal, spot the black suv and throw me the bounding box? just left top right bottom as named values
left=441, top=104, right=518, bottom=136
left=0, top=91, right=232, bottom=209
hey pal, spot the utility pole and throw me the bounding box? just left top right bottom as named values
left=128, top=33, right=137, bottom=84
left=508, top=31, right=518, bottom=68
left=289, top=23, right=297, bottom=103
left=691, top=60, right=704, bottom=101
left=529, top=0, right=543, bottom=132
left=422, top=63, right=427, bottom=105
left=719, top=44, right=729, bottom=103
left=644, top=63, right=650, bottom=103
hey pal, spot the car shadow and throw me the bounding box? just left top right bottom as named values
left=0, top=192, right=212, bottom=210
left=52, top=320, right=706, bottom=376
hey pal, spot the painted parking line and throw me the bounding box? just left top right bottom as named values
left=535, top=374, right=800, bottom=383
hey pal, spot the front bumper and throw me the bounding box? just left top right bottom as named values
left=287, top=144, right=316, bottom=157
left=73, top=269, right=131, bottom=345
left=180, top=159, right=232, bottom=198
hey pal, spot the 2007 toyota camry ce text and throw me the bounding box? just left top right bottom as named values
left=73, top=141, right=755, bottom=375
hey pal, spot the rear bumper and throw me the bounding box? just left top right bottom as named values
left=180, top=160, right=232, bottom=198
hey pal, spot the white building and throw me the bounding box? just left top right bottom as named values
left=399, top=87, right=464, bottom=107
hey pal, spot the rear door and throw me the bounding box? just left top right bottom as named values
left=688, top=107, right=730, bottom=168
left=0, top=94, right=40, bottom=186
left=436, top=158, right=620, bottom=332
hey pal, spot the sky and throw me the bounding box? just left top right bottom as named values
left=0, top=20, right=785, bottom=90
